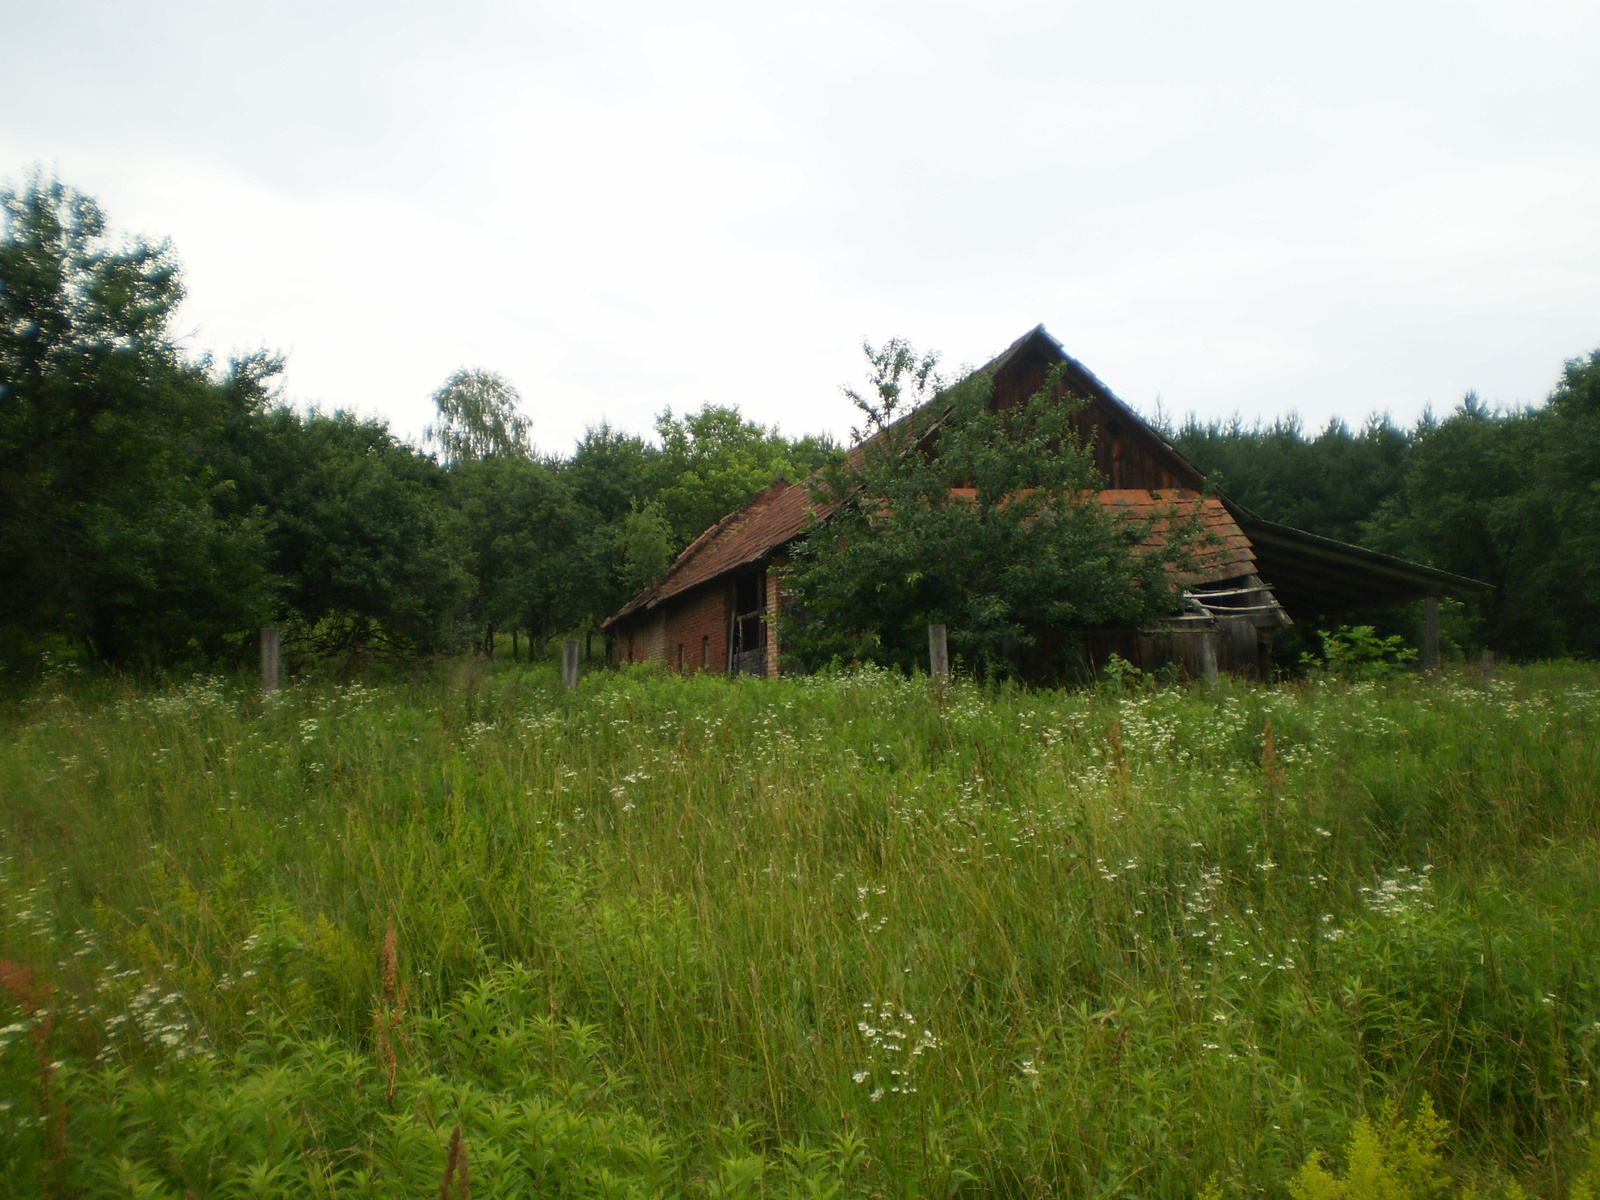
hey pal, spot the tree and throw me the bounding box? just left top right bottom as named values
left=1365, top=396, right=1555, bottom=658
left=236, top=406, right=468, bottom=657
left=843, top=336, right=944, bottom=442
left=426, top=368, right=531, bottom=466
left=1170, top=413, right=1411, bottom=546
left=1540, top=349, right=1600, bottom=656
left=0, top=175, right=270, bottom=670
left=448, top=456, right=595, bottom=655
left=563, top=422, right=657, bottom=524
left=618, top=500, right=675, bottom=595
left=647, top=404, right=838, bottom=547
left=784, top=345, right=1195, bottom=679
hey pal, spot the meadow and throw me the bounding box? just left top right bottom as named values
left=4, top=660, right=1600, bottom=1198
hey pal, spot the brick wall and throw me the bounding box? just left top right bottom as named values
left=657, top=582, right=729, bottom=674
left=765, top=558, right=784, bottom=677
left=620, top=612, right=668, bottom=664
left=618, top=568, right=781, bottom=676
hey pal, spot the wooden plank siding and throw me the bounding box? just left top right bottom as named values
left=986, top=329, right=1204, bottom=493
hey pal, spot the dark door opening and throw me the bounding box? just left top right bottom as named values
left=729, top=570, right=766, bottom=676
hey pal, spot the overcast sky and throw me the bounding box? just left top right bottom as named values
left=4, top=0, right=1598, bottom=452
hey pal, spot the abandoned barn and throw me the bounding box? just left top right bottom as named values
left=602, top=326, right=1484, bottom=679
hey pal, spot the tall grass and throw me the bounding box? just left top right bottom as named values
left=3, top=661, right=1600, bottom=1197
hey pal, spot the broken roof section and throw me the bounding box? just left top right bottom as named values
left=604, top=479, right=825, bottom=627
left=1100, top=489, right=1255, bottom=586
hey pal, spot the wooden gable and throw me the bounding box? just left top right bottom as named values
left=985, top=326, right=1205, bottom=492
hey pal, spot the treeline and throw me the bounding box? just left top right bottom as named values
left=0, top=178, right=834, bottom=673
left=7, top=175, right=1600, bottom=675
left=1169, top=362, right=1600, bottom=660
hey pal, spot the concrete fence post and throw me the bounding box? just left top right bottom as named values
left=562, top=638, right=581, bottom=691
left=1197, top=628, right=1220, bottom=692
left=260, top=627, right=281, bottom=693
left=1422, top=597, right=1441, bottom=675
left=928, top=623, right=950, bottom=686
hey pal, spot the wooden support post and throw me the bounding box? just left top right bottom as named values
left=1197, top=628, right=1219, bottom=692
left=1422, top=597, right=1440, bottom=675
left=260, top=627, right=281, bottom=693
left=562, top=638, right=580, bottom=691
left=927, top=623, right=950, bottom=686
left=1481, top=648, right=1495, bottom=686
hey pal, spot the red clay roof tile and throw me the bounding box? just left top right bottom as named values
left=604, top=484, right=1253, bottom=628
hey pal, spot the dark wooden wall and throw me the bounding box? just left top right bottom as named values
left=989, top=337, right=1203, bottom=492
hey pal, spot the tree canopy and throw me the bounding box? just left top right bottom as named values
left=0, top=176, right=270, bottom=668
left=425, top=368, right=532, bottom=466
left=784, top=351, right=1197, bottom=679
left=646, top=404, right=838, bottom=547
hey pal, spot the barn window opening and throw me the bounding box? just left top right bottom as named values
left=676, top=642, right=685, bottom=672
left=729, top=569, right=766, bottom=675
left=702, top=635, right=710, bottom=669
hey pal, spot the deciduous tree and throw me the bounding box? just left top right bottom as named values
left=426, top=368, right=531, bottom=466
left=785, top=346, right=1194, bottom=679
left=0, top=175, right=269, bottom=669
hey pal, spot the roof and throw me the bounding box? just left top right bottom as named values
left=1097, top=489, right=1255, bottom=585
left=1225, top=505, right=1487, bottom=613
left=604, top=479, right=822, bottom=627
left=983, top=325, right=1208, bottom=489
left=604, top=485, right=1259, bottom=629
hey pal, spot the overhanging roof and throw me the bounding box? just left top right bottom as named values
left=1227, top=505, right=1487, bottom=615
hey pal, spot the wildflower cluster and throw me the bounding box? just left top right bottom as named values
left=120, top=674, right=234, bottom=719
left=853, top=1001, right=940, bottom=1101
left=1182, top=866, right=1225, bottom=946
left=854, top=884, right=889, bottom=934
left=101, top=980, right=208, bottom=1062
left=1361, top=866, right=1435, bottom=922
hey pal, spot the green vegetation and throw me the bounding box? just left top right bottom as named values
left=0, top=177, right=838, bottom=676
left=788, top=351, right=1201, bottom=679
left=8, top=171, right=1600, bottom=1197
left=5, top=663, right=1600, bottom=1196
left=0, top=177, right=273, bottom=669
left=1170, top=356, right=1600, bottom=662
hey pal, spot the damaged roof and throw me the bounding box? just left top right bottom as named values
left=603, top=479, right=825, bottom=627
left=1100, top=489, right=1256, bottom=586
left=604, top=484, right=1260, bottom=628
